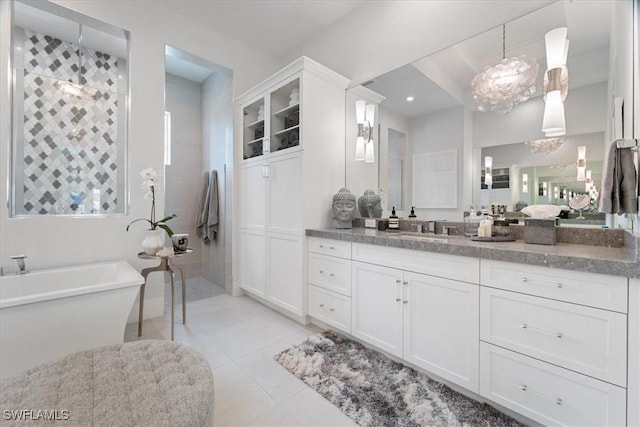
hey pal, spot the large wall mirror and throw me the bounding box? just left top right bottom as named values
left=10, top=0, right=129, bottom=216
left=346, top=0, right=635, bottom=228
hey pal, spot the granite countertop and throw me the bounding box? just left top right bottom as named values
left=306, top=228, right=640, bottom=279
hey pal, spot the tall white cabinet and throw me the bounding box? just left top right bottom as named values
left=235, top=57, right=349, bottom=319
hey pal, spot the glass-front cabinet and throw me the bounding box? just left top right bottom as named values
left=242, top=76, right=300, bottom=160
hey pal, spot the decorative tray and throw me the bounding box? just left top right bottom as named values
left=470, top=235, right=515, bottom=242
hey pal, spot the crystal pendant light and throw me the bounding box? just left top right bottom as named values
left=471, top=24, right=539, bottom=114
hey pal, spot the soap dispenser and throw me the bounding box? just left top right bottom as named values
left=389, top=207, right=399, bottom=229
left=408, top=206, right=416, bottom=218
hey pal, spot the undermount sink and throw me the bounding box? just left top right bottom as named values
left=385, top=233, right=450, bottom=243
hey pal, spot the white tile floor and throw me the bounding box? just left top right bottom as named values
left=124, top=289, right=358, bottom=427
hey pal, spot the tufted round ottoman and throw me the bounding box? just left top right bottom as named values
left=0, top=340, right=214, bottom=426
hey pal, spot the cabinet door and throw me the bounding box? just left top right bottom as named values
left=404, top=272, right=479, bottom=392
left=268, top=233, right=303, bottom=316
left=240, top=161, right=267, bottom=230
left=268, top=153, right=303, bottom=235
left=239, top=229, right=266, bottom=296
left=351, top=261, right=403, bottom=357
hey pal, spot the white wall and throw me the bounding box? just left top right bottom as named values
left=0, top=1, right=280, bottom=320
left=285, top=1, right=551, bottom=85
left=164, top=73, right=203, bottom=278
left=473, top=83, right=607, bottom=148
left=409, top=106, right=465, bottom=221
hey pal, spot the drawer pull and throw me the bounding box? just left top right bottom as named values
left=403, top=281, right=408, bottom=285
left=329, top=308, right=335, bottom=312
left=403, top=300, right=409, bottom=304
left=396, top=279, right=402, bottom=283
left=329, top=273, right=335, bottom=277
left=519, top=384, right=563, bottom=406
left=330, top=246, right=335, bottom=250
left=557, top=283, right=564, bottom=289
left=319, top=245, right=324, bottom=248
left=396, top=298, right=401, bottom=302
left=319, top=270, right=324, bottom=274
left=319, top=304, right=324, bottom=307
left=521, top=277, right=528, bottom=283
left=519, top=323, right=564, bottom=339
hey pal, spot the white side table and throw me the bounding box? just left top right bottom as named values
left=137, top=248, right=193, bottom=340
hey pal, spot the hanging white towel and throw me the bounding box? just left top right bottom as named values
left=206, top=170, right=219, bottom=243
left=195, top=171, right=210, bottom=241
left=598, top=141, right=617, bottom=213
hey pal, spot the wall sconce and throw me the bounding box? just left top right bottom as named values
left=484, top=156, right=493, bottom=188
left=576, top=145, right=586, bottom=181
left=543, top=181, right=548, bottom=196
left=542, top=27, right=569, bottom=137
left=522, top=173, right=528, bottom=193
left=355, top=100, right=375, bottom=163
left=585, top=169, right=592, bottom=191
left=553, top=186, right=559, bottom=199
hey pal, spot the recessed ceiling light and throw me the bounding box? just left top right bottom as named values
left=406, top=96, right=414, bottom=102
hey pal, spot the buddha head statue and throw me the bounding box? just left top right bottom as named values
left=331, top=187, right=356, bottom=228
left=357, top=189, right=383, bottom=218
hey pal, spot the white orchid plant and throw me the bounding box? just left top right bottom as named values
left=126, top=167, right=176, bottom=236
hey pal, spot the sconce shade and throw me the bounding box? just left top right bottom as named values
left=576, top=145, right=587, bottom=181
left=484, top=156, right=493, bottom=187
left=355, top=136, right=365, bottom=161
left=355, top=100, right=366, bottom=124
left=545, top=27, right=569, bottom=68
left=543, top=181, right=548, bottom=196
left=365, top=104, right=375, bottom=126
left=522, top=173, right=528, bottom=193
left=364, top=140, right=375, bottom=163
left=542, top=90, right=565, bottom=136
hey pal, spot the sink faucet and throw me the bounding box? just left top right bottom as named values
left=10, top=255, right=28, bottom=275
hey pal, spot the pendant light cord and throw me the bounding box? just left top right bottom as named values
left=77, top=23, right=83, bottom=85
left=502, top=24, right=506, bottom=60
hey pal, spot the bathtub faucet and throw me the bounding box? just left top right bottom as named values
left=10, top=255, right=28, bottom=275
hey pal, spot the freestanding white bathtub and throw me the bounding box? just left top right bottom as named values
left=0, top=260, right=144, bottom=379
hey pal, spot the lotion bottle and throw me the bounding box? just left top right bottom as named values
left=388, top=207, right=399, bottom=229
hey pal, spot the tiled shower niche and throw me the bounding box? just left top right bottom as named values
left=12, top=23, right=128, bottom=215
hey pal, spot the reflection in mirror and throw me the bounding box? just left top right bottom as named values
left=345, top=0, right=633, bottom=229
left=10, top=1, right=129, bottom=216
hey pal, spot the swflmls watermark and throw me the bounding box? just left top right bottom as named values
left=3, top=409, right=70, bottom=421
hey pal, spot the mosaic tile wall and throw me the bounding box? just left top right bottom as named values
left=20, top=28, right=121, bottom=214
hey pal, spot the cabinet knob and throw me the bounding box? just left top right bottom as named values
left=520, top=384, right=527, bottom=391
left=403, top=281, right=408, bottom=285
left=395, top=298, right=401, bottom=302
left=319, top=245, right=324, bottom=248
left=319, top=304, right=324, bottom=307
left=403, top=300, right=408, bottom=304
left=521, top=277, right=528, bottom=283
left=395, top=279, right=402, bottom=284
left=329, top=273, right=335, bottom=277
left=557, top=283, right=564, bottom=289
left=329, top=308, right=335, bottom=312
left=329, top=246, right=335, bottom=250
left=319, top=270, right=324, bottom=274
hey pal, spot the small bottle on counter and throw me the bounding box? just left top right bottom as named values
left=408, top=206, right=417, bottom=218
left=388, top=207, right=399, bottom=229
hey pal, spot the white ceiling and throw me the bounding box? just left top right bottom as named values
left=155, top=0, right=365, bottom=59
left=365, top=0, right=614, bottom=119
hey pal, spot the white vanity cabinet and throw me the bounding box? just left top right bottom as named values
left=236, top=58, right=349, bottom=319
left=479, top=259, right=629, bottom=426
left=308, top=237, right=352, bottom=333
left=350, top=243, right=480, bottom=392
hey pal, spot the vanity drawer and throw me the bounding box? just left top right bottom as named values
left=352, top=243, right=479, bottom=284
left=308, top=253, right=351, bottom=296
left=480, top=342, right=626, bottom=427
left=308, top=237, right=351, bottom=259
left=480, top=287, right=627, bottom=386
left=480, top=260, right=628, bottom=312
left=308, top=285, right=351, bottom=333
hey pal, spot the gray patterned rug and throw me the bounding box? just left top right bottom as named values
left=275, top=331, right=522, bottom=427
